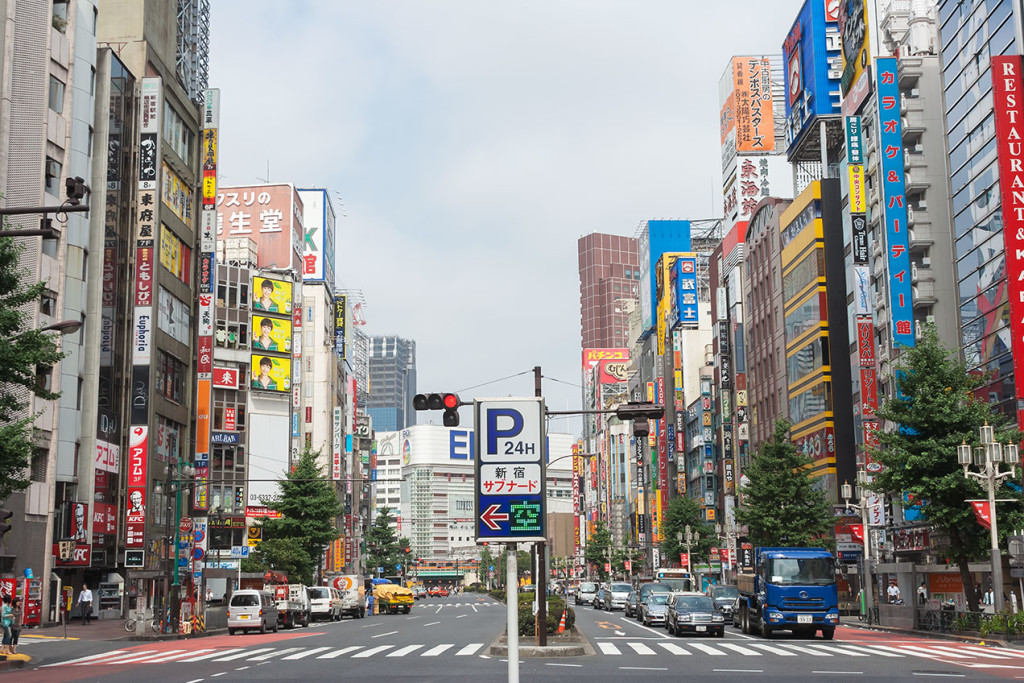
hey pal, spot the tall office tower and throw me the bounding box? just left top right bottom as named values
left=937, top=0, right=1024, bottom=425
left=577, top=233, right=640, bottom=351
left=367, top=335, right=417, bottom=431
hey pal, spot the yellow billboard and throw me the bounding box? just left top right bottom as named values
left=252, top=276, right=293, bottom=315
left=733, top=57, right=776, bottom=153
left=839, top=0, right=871, bottom=96
left=252, top=315, right=293, bottom=354
left=250, top=354, right=291, bottom=393
left=848, top=165, right=866, bottom=213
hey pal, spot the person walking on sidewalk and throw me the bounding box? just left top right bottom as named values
left=8, top=598, right=21, bottom=655
left=78, top=584, right=94, bottom=625
left=1, top=595, right=12, bottom=655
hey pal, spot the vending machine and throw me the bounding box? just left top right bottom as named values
left=21, top=578, right=42, bottom=627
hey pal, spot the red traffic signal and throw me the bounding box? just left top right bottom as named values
left=413, top=393, right=462, bottom=427
left=442, top=394, right=459, bottom=410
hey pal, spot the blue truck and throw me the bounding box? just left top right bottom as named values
left=736, top=547, right=840, bottom=639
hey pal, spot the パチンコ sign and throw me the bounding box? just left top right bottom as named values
left=474, top=398, right=546, bottom=543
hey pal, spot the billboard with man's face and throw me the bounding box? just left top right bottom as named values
left=252, top=315, right=293, bottom=354
left=250, top=354, right=291, bottom=393
left=252, top=276, right=293, bottom=314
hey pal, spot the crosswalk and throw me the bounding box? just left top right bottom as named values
left=594, top=639, right=1024, bottom=663
left=43, top=642, right=488, bottom=667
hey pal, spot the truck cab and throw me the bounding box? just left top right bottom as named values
left=737, top=547, right=839, bottom=640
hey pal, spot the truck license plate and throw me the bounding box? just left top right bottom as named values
left=797, top=614, right=812, bottom=624
left=696, top=625, right=706, bottom=632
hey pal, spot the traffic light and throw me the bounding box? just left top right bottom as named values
left=65, top=176, right=87, bottom=205
left=615, top=402, right=664, bottom=438
left=0, top=508, right=12, bottom=542
left=413, top=393, right=462, bottom=427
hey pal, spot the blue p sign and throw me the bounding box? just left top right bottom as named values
left=486, top=409, right=524, bottom=455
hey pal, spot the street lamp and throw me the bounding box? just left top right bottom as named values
left=678, top=525, right=700, bottom=573
left=154, top=461, right=196, bottom=632
left=714, top=522, right=736, bottom=583
left=959, top=425, right=1019, bottom=613
left=842, top=470, right=879, bottom=622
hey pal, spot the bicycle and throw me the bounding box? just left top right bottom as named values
left=123, top=611, right=159, bottom=633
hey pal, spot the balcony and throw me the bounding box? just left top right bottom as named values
left=912, top=280, right=937, bottom=306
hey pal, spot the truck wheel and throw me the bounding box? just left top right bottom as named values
left=260, top=620, right=267, bottom=635
left=272, top=619, right=279, bottom=633
left=740, top=606, right=749, bottom=634
left=821, top=628, right=835, bottom=640
left=229, top=628, right=236, bottom=636
left=403, top=607, right=410, bottom=614
left=760, top=617, right=773, bottom=639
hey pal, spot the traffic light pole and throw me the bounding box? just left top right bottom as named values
left=534, top=366, right=547, bottom=648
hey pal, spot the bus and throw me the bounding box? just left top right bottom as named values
left=654, top=568, right=696, bottom=592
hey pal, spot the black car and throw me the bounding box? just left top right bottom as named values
left=666, top=593, right=725, bottom=637
left=624, top=590, right=637, bottom=617
left=708, top=585, right=740, bottom=624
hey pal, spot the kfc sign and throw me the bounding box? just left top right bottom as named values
left=53, top=543, right=92, bottom=566
left=128, top=426, right=148, bottom=487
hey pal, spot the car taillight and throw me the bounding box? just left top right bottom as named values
left=259, top=609, right=263, bottom=616
left=227, top=610, right=230, bottom=619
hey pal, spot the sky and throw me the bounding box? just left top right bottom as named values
left=208, top=1, right=801, bottom=436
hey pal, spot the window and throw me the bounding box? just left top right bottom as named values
left=162, top=101, right=195, bottom=164
left=30, top=448, right=48, bottom=482
left=155, top=350, right=186, bottom=403
left=52, top=0, right=68, bottom=32
left=48, top=76, right=65, bottom=114
left=40, top=290, right=57, bottom=316
left=44, top=157, right=62, bottom=196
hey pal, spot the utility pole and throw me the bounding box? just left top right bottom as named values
left=534, top=366, right=547, bottom=647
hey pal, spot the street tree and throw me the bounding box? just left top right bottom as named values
left=0, top=235, right=64, bottom=502
left=869, top=325, right=1024, bottom=611
left=363, top=507, right=412, bottom=577
left=243, top=448, right=343, bottom=584
left=584, top=520, right=614, bottom=581
left=660, top=495, right=716, bottom=567
left=734, top=419, right=834, bottom=549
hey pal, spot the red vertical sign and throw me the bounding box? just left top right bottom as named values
left=992, top=55, right=1024, bottom=430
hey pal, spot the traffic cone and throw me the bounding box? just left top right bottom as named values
left=557, top=610, right=567, bottom=634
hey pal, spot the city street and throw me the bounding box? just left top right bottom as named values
left=7, top=594, right=1024, bottom=681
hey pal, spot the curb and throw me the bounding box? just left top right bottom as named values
left=487, top=625, right=595, bottom=658
left=844, top=620, right=1021, bottom=649
left=0, top=654, right=31, bottom=670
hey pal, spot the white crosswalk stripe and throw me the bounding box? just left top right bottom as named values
left=747, top=643, right=798, bottom=656
left=808, top=644, right=870, bottom=657
left=961, top=645, right=1024, bottom=658
left=179, top=648, right=244, bottom=662
left=627, top=642, right=656, bottom=655
left=316, top=646, right=364, bottom=659
left=927, top=644, right=1011, bottom=659
left=422, top=644, right=454, bottom=657
left=455, top=643, right=484, bottom=656
left=831, top=644, right=903, bottom=657
left=146, top=649, right=217, bottom=663
left=282, top=646, right=334, bottom=660
left=388, top=644, right=425, bottom=657
left=249, top=647, right=302, bottom=661
left=717, top=643, right=763, bottom=656
left=352, top=645, right=395, bottom=658
left=598, top=642, right=621, bottom=655
left=215, top=647, right=274, bottom=661
left=898, top=645, right=971, bottom=659
left=658, top=642, right=691, bottom=655
left=776, top=643, right=833, bottom=656
left=688, top=643, right=727, bottom=656
left=40, top=650, right=129, bottom=667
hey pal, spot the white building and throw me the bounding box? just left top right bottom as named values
left=374, top=425, right=574, bottom=561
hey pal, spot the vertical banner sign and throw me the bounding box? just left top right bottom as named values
left=195, top=88, right=220, bottom=512
left=992, top=55, right=1024, bottom=430
left=332, top=407, right=343, bottom=480
left=875, top=57, right=915, bottom=348
left=474, top=398, right=546, bottom=542
left=572, top=453, right=581, bottom=560
left=126, top=426, right=148, bottom=548
left=334, top=295, right=346, bottom=358
left=845, top=116, right=864, bottom=163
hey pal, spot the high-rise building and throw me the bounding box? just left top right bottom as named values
left=577, top=233, right=640, bottom=351
left=367, top=335, right=416, bottom=431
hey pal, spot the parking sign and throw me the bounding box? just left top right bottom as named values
left=474, top=398, right=546, bottom=543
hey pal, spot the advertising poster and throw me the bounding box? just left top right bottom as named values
left=217, top=184, right=303, bottom=270
left=250, top=354, right=291, bottom=393
left=252, top=276, right=293, bottom=314
left=252, top=315, right=293, bottom=354
left=126, top=427, right=148, bottom=548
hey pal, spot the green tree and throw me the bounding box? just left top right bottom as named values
left=585, top=521, right=615, bottom=581
left=244, top=448, right=343, bottom=584
left=0, top=235, right=64, bottom=502
left=869, top=325, right=1024, bottom=611
left=660, top=496, right=715, bottom=567
left=734, top=419, right=834, bottom=549
left=363, top=507, right=412, bottom=577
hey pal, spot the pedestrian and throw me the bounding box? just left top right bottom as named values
left=917, top=581, right=928, bottom=605
left=366, top=590, right=374, bottom=616
left=887, top=580, right=901, bottom=604
left=1, top=595, right=12, bottom=656
left=9, top=598, right=21, bottom=655
left=206, top=587, right=214, bottom=603
left=78, top=584, right=93, bottom=625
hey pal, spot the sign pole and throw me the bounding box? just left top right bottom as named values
left=506, top=544, right=519, bottom=683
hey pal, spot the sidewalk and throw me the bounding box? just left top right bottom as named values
left=15, top=616, right=226, bottom=642
left=844, top=618, right=1023, bottom=649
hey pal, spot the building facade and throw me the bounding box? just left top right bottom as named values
left=367, top=335, right=416, bottom=431
left=577, top=232, right=640, bottom=351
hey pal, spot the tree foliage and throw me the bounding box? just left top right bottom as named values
left=869, top=325, right=1024, bottom=611
left=243, top=448, right=343, bottom=584
left=0, top=235, right=64, bottom=502
left=584, top=520, right=615, bottom=581
left=660, top=495, right=716, bottom=566
left=734, top=419, right=834, bottom=549
left=363, top=507, right=411, bottom=577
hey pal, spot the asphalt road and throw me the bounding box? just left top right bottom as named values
left=10, top=594, right=1024, bottom=681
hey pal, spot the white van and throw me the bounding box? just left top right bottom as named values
left=227, top=590, right=279, bottom=635
left=308, top=586, right=342, bottom=621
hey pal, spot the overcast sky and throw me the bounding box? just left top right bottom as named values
left=208, top=1, right=800, bottom=436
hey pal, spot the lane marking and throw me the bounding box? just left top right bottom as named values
left=77, top=649, right=162, bottom=665
left=658, top=642, right=691, bottom=655
left=362, top=621, right=384, bottom=628
left=620, top=666, right=668, bottom=671
left=250, top=647, right=301, bottom=661
left=910, top=673, right=965, bottom=678
left=807, top=644, right=871, bottom=657
left=424, top=621, right=441, bottom=627
left=388, top=644, right=424, bottom=657
left=832, top=644, right=904, bottom=657
left=211, top=674, right=227, bottom=678
left=598, top=642, right=621, bottom=655
left=352, top=645, right=395, bottom=658
left=422, top=644, right=454, bottom=657
left=546, top=662, right=582, bottom=667
left=456, top=614, right=468, bottom=619
left=961, top=645, right=1024, bottom=658
left=316, top=646, right=363, bottom=659
left=282, top=646, right=333, bottom=660
left=471, top=605, right=478, bottom=613
left=235, top=667, right=249, bottom=671
left=900, top=645, right=970, bottom=659
left=372, top=630, right=398, bottom=638
left=811, top=671, right=863, bottom=675
left=688, top=643, right=727, bottom=656
left=214, top=648, right=274, bottom=661
left=455, top=643, right=484, bottom=656
left=747, top=643, right=798, bottom=656
left=145, top=649, right=216, bottom=664
left=776, top=643, right=833, bottom=656
left=718, top=643, right=763, bottom=656
left=928, top=645, right=1010, bottom=659
left=179, top=649, right=244, bottom=663
left=102, top=649, right=190, bottom=664
left=42, top=650, right=129, bottom=667
left=626, top=642, right=656, bottom=655
left=714, top=669, right=763, bottom=673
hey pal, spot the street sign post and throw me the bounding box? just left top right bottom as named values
left=474, top=397, right=546, bottom=543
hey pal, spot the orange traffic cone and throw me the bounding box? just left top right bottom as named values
left=557, top=610, right=567, bottom=633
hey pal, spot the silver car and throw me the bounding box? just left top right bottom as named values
left=574, top=581, right=598, bottom=605
left=640, top=592, right=671, bottom=627
left=601, top=582, right=633, bottom=611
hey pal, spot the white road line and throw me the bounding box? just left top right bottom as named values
left=688, top=643, right=728, bottom=656
left=598, top=642, right=622, bottom=655
left=832, top=644, right=904, bottom=657
left=352, top=645, right=395, bottom=658
left=627, top=642, right=656, bottom=655
left=928, top=645, right=1011, bottom=659
left=179, top=649, right=244, bottom=662
left=962, top=645, right=1024, bottom=658
left=112, top=649, right=190, bottom=664
left=372, top=630, right=398, bottom=638
left=455, top=643, right=484, bottom=656
left=900, top=645, right=971, bottom=659
left=186, top=679, right=204, bottom=683
left=424, top=621, right=441, bottom=626
left=249, top=647, right=301, bottom=661
left=910, top=673, right=965, bottom=678
left=316, top=646, right=363, bottom=659
left=435, top=605, right=443, bottom=613
left=717, top=643, right=763, bottom=656
left=362, top=621, right=384, bottom=628
left=546, top=663, right=582, bottom=667
left=620, top=666, right=668, bottom=671
left=388, top=645, right=424, bottom=657
left=747, top=643, right=797, bottom=656
left=77, top=649, right=162, bottom=665
left=146, top=649, right=216, bottom=664
left=456, top=614, right=468, bottom=619
left=471, top=604, right=478, bottom=613
left=776, top=643, right=833, bottom=656
left=811, top=671, right=863, bottom=675
left=282, top=647, right=333, bottom=660
left=714, top=669, right=764, bottom=673
left=421, top=644, right=454, bottom=657
left=211, top=673, right=227, bottom=678
left=807, top=644, right=871, bottom=657
left=42, top=650, right=129, bottom=667
left=657, top=642, right=691, bottom=655
left=214, top=648, right=274, bottom=662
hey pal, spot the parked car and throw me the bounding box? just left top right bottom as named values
left=707, top=585, right=739, bottom=624
left=307, top=586, right=342, bottom=621
left=594, top=586, right=607, bottom=608
left=624, top=590, right=637, bottom=618
left=574, top=581, right=598, bottom=606
left=227, top=589, right=279, bottom=635
left=601, top=582, right=634, bottom=611
left=639, top=592, right=671, bottom=627
left=631, top=582, right=672, bottom=621
left=666, top=592, right=725, bottom=637
left=428, top=586, right=441, bottom=597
